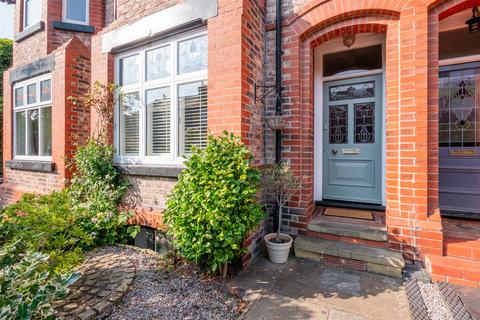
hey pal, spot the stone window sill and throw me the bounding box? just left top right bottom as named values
left=14, top=21, right=45, bottom=42
left=53, top=21, right=95, bottom=33
left=6, top=160, right=55, bottom=173
left=115, top=165, right=184, bottom=178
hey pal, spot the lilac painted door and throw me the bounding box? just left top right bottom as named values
left=439, top=63, right=480, bottom=215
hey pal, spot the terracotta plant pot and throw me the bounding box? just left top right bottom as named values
left=264, top=233, right=293, bottom=264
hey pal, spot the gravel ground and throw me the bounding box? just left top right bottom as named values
left=418, top=281, right=453, bottom=320
left=104, top=248, right=242, bottom=320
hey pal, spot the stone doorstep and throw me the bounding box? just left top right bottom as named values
left=308, top=219, right=388, bottom=242
left=294, top=236, right=405, bottom=278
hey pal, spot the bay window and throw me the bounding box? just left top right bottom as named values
left=115, top=31, right=208, bottom=164
left=14, top=75, right=52, bottom=160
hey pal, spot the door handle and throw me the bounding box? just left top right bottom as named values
left=332, top=149, right=338, bottom=155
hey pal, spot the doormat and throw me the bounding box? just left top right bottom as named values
left=323, top=207, right=373, bottom=220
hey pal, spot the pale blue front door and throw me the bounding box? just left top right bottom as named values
left=323, top=75, right=382, bottom=204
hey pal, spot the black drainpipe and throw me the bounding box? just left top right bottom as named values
left=275, top=0, right=282, bottom=164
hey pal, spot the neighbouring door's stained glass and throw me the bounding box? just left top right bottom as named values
left=439, top=66, right=480, bottom=147
left=354, top=103, right=375, bottom=144
left=329, top=81, right=374, bottom=101
left=329, top=105, right=348, bottom=144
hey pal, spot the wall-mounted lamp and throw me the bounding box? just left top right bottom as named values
left=466, top=6, right=480, bottom=33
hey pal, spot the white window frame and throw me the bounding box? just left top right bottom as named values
left=13, top=74, right=53, bottom=161
left=62, top=0, right=89, bottom=25
left=23, top=0, right=42, bottom=29
left=114, top=29, right=208, bottom=166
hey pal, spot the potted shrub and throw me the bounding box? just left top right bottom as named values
left=262, top=163, right=302, bottom=263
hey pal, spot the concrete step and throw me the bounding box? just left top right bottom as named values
left=308, top=218, right=388, bottom=242
left=294, top=236, right=405, bottom=278
left=426, top=254, right=480, bottom=287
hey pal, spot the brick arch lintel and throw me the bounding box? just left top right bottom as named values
left=285, top=0, right=404, bottom=27
left=308, top=24, right=388, bottom=48
left=291, top=8, right=399, bottom=40
left=429, top=0, right=480, bottom=19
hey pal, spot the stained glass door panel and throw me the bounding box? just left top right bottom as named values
left=439, top=63, right=480, bottom=215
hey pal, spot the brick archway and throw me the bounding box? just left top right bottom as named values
left=279, top=0, right=454, bottom=261
left=278, top=8, right=400, bottom=236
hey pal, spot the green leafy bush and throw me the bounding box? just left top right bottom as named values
left=164, top=132, right=265, bottom=273
left=0, top=82, right=138, bottom=318
left=0, top=242, right=80, bottom=320
left=68, top=139, right=138, bottom=246
left=0, top=191, right=90, bottom=273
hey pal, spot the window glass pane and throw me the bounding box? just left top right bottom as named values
left=439, top=64, right=480, bottom=147
left=178, top=35, right=208, bottom=75
left=41, top=107, right=52, bottom=156
left=66, top=0, right=87, bottom=23
left=329, top=81, right=374, bottom=101
left=119, top=92, right=140, bottom=155
left=15, top=111, right=26, bottom=156
left=178, top=81, right=208, bottom=156
left=323, top=45, right=382, bottom=77
left=146, top=87, right=170, bottom=155
left=146, top=46, right=171, bottom=81
left=15, top=87, right=24, bottom=107
left=329, top=105, right=348, bottom=144
left=27, top=83, right=36, bottom=104
left=40, top=79, right=51, bottom=102
left=120, top=55, right=140, bottom=86
left=25, top=0, right=41, bottom=27
left=354, top=103, right=375, bottom=144
left=27, top=109, right=39, bottom=156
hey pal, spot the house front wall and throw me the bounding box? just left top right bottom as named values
left=2, top=0, right=480, bottom=283
left=265, top=0, right=480, bottom=273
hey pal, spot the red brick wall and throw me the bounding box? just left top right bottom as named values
left=3, top=0, right=100, bottom=206
left=262, top=0, right=480, bottom=263
left=90, top=0, right=268, bottom=228
left=208, top=0, right=266, bottom=162
left=113, top=0, right=180, bottom=28
left=46, top=0, right=104, bottom=52
left=1, top=38, right=92, bottom=206
left=63, top=38, right=92, bottom=179
left=12, top=0, right=48, bottom=67
left=12, top=0, right=103, bottom=67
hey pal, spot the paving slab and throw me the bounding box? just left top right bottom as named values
left=229, top=255, right=412, bottom=320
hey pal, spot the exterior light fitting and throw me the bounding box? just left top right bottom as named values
left=466, top=6, right=480, bottom=33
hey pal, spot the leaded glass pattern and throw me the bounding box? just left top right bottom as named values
left=15, top=87, right=23, bottom=107
left=439, top=67, right=479, bottom=147
left=178, top=35, right=208, bottom=75
left=329, top=81, right=374, bottom=101
left=119, top=54, right=140, bottom=86
left=146, top=46, right=171, bottom=81
left=354, top=103, right=375, bottom=144
left=27, top=83, right=36, bottom=104
left=329, top=105, right=348, bottom=144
